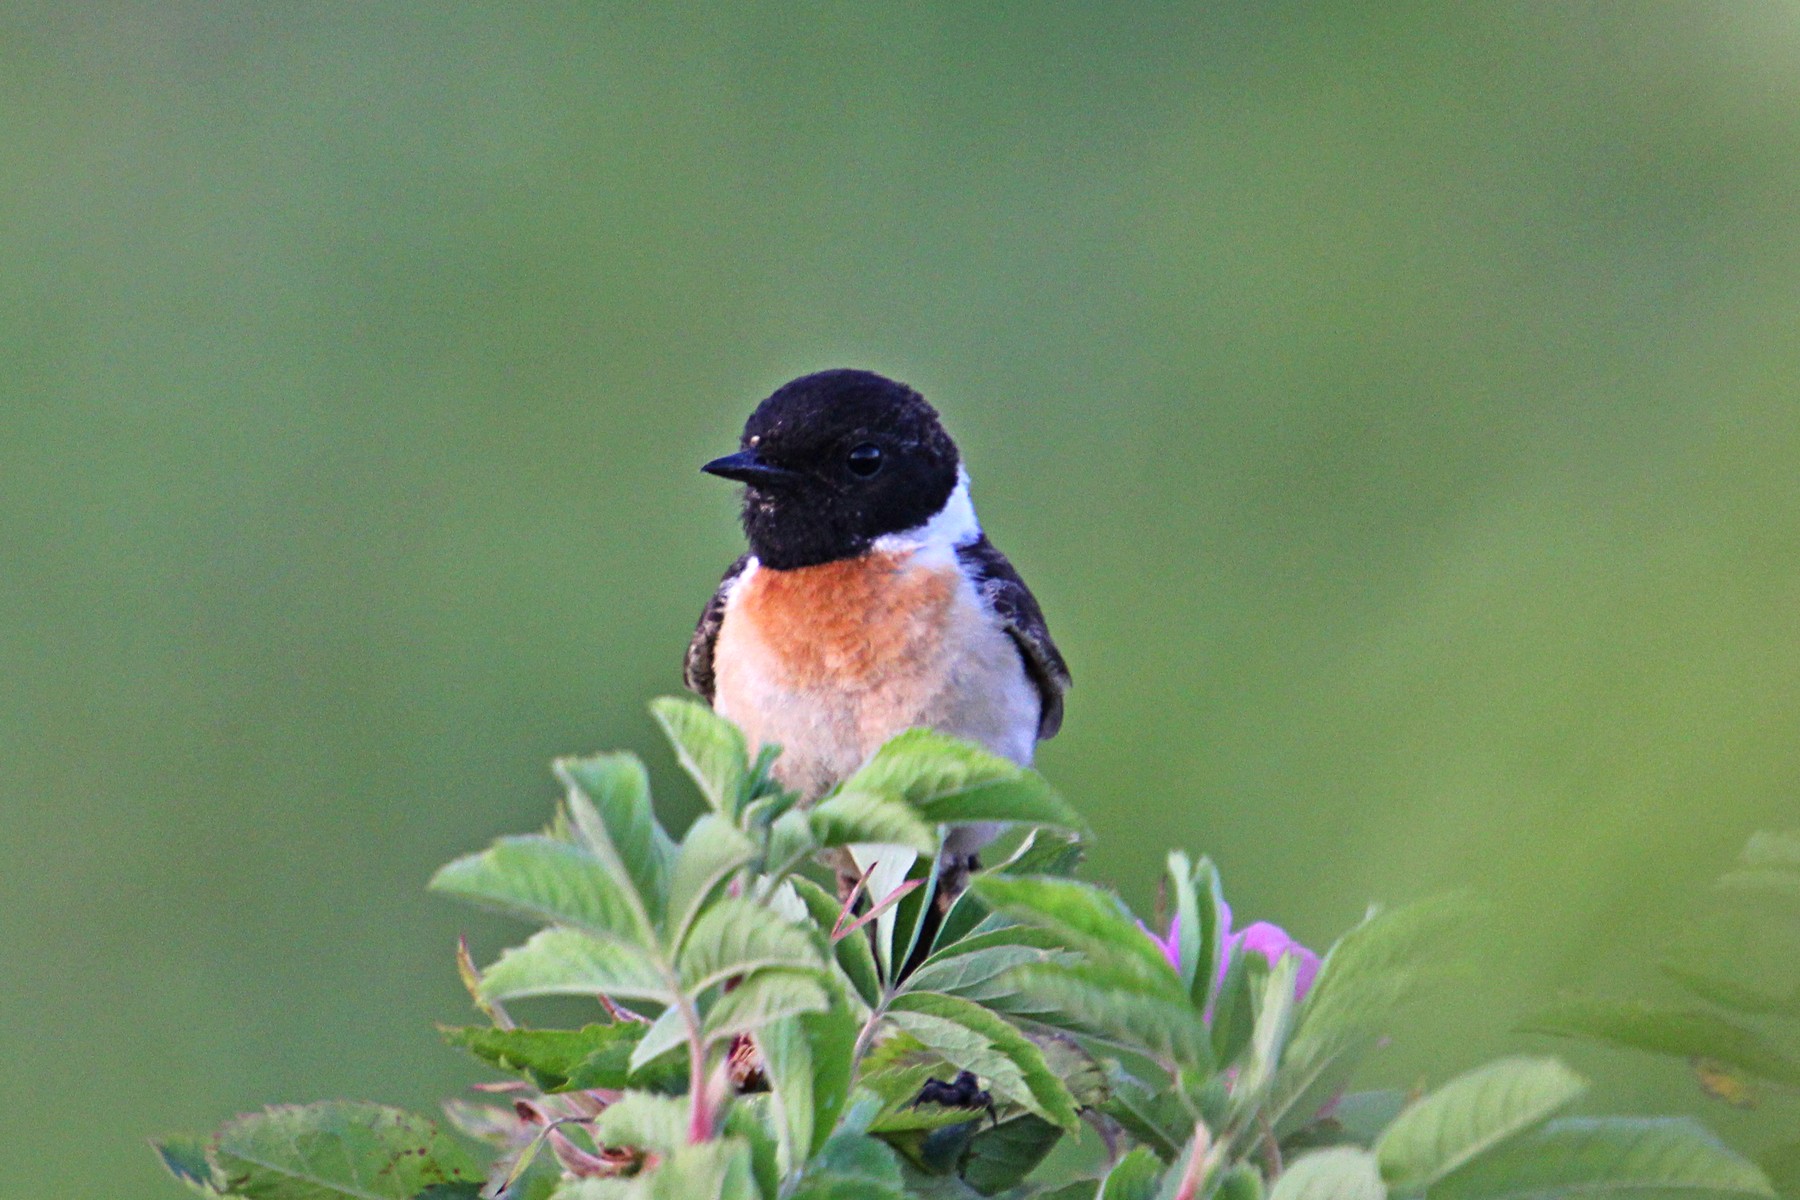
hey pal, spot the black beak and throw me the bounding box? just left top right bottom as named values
left=701, top=450, right=802, bottom=488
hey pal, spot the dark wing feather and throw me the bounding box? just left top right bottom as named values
left=684, top=554, right=751, bottom=702
left=957, top=535, right=1071, bottom=739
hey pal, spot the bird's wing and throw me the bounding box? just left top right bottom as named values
left=957, top=535, right=1071, bottom=739
left=684, top=554, right=751, bottom=703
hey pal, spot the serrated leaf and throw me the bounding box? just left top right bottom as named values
left=1007, top=962, right=1211, bottom=1069
left=961, top=1115, right=1063, bottom=1195
left=842, top=730, right=1085, bottom=832
left=1375, top=1056, right=1587, bottom=1188
left=557, top=752, right=673, bottom=923
left=1268, top=1147, right=1385, bottom=1200
left=440, top=1023, right=645, bottom=1092
left=431, top=836, right=651, bottom=946
left=1520, top=998, right=1800, bottom=1086
left=1429, top=1116, right=1774, bottom=1199
left=676, top=897, right=823, bottom=993
left=211, top=1103, right=480, bottom=1200
left=973, top=876, right=1179, bottom=989
left=650, top=696, right=750, bottom=818
left=479, top=927, right=672, bottom=1004
left=1097, top=1147, right=1163, bottom=1199
left=886, top=991, right=1081, bottom=1131
left=812, top=790, right=937, bottom=853
left=666, top=814, right=756, bottom=953
left=702, top=969, right=830, bottom=1044
left=905, top=940, right=1069, bottom=1003
left=152, top=1134, right=228, bottom=1197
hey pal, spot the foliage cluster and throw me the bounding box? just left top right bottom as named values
left=157, top=699, right=1776, bottom=1199
left=1524, top=830, right=1800, bottom=1195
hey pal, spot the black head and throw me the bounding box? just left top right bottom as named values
left=702, top=369, right=961, bottom=569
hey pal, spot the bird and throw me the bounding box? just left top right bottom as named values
left=683, top=368, right=1070, bottom=895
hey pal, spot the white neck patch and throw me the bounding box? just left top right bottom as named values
left=872, top=467, right=981, bottom=557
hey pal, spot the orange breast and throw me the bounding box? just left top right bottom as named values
left=735, top=550, right=960, bottom=691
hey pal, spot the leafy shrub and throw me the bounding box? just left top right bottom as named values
left=156, top=699, right=1776, bottom=1199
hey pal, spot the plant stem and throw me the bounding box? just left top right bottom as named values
left=679, top=997, right=715, bottom=1143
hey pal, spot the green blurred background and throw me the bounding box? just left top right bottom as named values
left=6, top=3, right=1800, bottom=1190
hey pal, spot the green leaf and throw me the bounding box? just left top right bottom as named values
left=1214, top=1165, right=1265, bottom=1200
left=724, top=1097, right=782, bottom=1200
left=1269, top=898, right=1467, bottom=1131
left=1233, top=952, right=1300, bottom=1110
left=1660, top=964, right=1800, bottom=1018
left=430, top=835, right=652, bottom=946
left=811, top=790, right=937, bottom=853
left=650, top=696, right=750, bottom=818
left=479, top=927, right=672, bottom=1004
left=676, top=897, right=823, bottom=993
left=1001, top=828, right=1085, bottom=878
left=791, top=1131, right=909, bottom=1198
left=593, top=1092, right=688, bottom=1157
left=1375, top=1056, right=1587, bottom=1188
left=1268, top=1148, right=1385, bottom=1200
left=886, top=991, right=1082, bottom=1130
left=1164, top=852, right=1223, bottom=1012
left=557, top=752, right=673, bottom=924
left=629, top=1005, right=688, bottom=1072
left=973, top=876, right=1178, bottom=988
left=152, top=1134, right=229, bottom=1197
left=851, top=844, right=923, bottom=979
left=1210, top=950, right=1266, bottom=1069
left=440, top=1023, right=645, bottom=1092
left=211, top=1103, right=480, bottom=1200
left=638, top=1138, right=762, bottom=1200
left=665, top=814, right=757, bottom=953
left=960, top=1115, right=1062, bottom=1195
left=1098, top=1147, right=1165, bottom=1200
left=842, top=730, right=1086, bottom=831
left=1099, top=1066, right=1188, bottom=1162
left=759, top=1000, right=860, bottom=1169
left=809, top=1128, right=909, bottom=1188
left=1429, top=1116, right=1774, bottom=1199
left=789, top=875, right=883, bottom=1008
left=906, top=939, right=1070, bottom=1004
left=1520, top=998, right=1800, bottom=1087
left=702, top=969, right=830, bottom=1044
left=1007, top=962, right=1211, bottom=1068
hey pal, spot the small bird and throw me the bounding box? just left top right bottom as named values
left=684, top=369, right=1069, bottom=885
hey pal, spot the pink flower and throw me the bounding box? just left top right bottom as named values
left=1140, top=900, right=1319, bottom=1005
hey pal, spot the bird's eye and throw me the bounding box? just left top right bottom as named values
left=847, top=443, right=883, bottom=477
